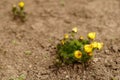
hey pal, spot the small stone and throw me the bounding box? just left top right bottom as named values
left=12, top=40, right=17, bottom=44
left=29, top=65, right=32, bottom=68
left=93, top=58, right=99, bottom=62
left=65, top=75, right=69, bottom=78
left=40, top=75, right=49, bottom=80
left=63, top=71, right=67, bottom=74
left=105, top=49, right=109, bottom=53
left=111, top=45, right=119, bottom=52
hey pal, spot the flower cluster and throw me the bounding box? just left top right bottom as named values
left=12, top=1, right=26, bottom=22
left=57, top=27, right=103, bottom=64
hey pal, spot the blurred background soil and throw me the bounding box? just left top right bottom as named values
left=0, top=0, right=120, bottom=80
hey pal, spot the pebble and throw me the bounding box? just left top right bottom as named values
left=63, top=71, right=67, bottom=74
left=29, top=65, right=32, bottom=68
left=111, top=45, right=119, bottom=52
left=65, top=75, right=69, bottom=78
left=105, top=49, right=110, bottom=54
left=93, top=58, right=99, bottom=62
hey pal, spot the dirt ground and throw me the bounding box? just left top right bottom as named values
left=0, top=0, right=120, bottom=80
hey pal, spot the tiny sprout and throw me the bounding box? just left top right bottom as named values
left=11, top=40, right=17, bottom=44
left=24, top=50, right=32, bottom=55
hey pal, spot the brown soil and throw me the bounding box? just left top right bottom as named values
left=0, top=0, right=120, bottom=80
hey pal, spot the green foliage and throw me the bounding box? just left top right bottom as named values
left=57, top=38, right=91, bottom=64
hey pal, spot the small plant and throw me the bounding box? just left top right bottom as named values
left=56, top=27, right=103, bottom=64
left=60, top=0, right=65, bottom=6
left=12, top=1, right=26, bottom=22
left=9, top=74, right=26, bottom=80
left=24, top=50, right=32, bottom=55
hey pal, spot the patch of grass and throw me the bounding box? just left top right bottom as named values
left=9, top=74, right=26, bottom=80
left=11, top=40, right=17, bottom=45
left=24, top=50, right=32, bottom=55
left=60, top=0, right=65, bottom=6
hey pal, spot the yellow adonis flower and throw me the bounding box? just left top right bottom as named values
left=61, top=40, right=65, bottom=45
left=64, top=34, right=69, bottom=39
left=88, top=32, right=96, bottom=40
left=72, top=27, right=78, bottom=33
left=91, top=42, right=98, bottom=48
left=74, top=50, right=82, bottom=58
left=87, top=52, right=93, bottom=56
left=84, top=44, right=93, bottom=53
left=18, top=1, right=24, bottom=8
left=97, top=42, right=103, bottom=50
left=79, top=36, right=84, bottom=40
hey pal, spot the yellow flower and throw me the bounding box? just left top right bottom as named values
left=64, top=34, right=69, bottom=39
left=61, top=40, right=65, bottom=45
left=84, top=44, right=93, bottom=53
left=74, top=50, right=82, bottom=58
left=87, top=52, right=93, bottom=56
left=91, top=42, right=98, bottom=48
left=72, top=27, right=78, bottom=33
left=79, top=36, right=84, bottom=40
left=88, top=32, right=96, bottom=40
left=97, top=42, right=103, bottom=50
left=18, top=1, right=24, bottom=8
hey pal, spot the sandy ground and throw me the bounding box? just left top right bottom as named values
left=0, top=0, right=120, bottom=80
